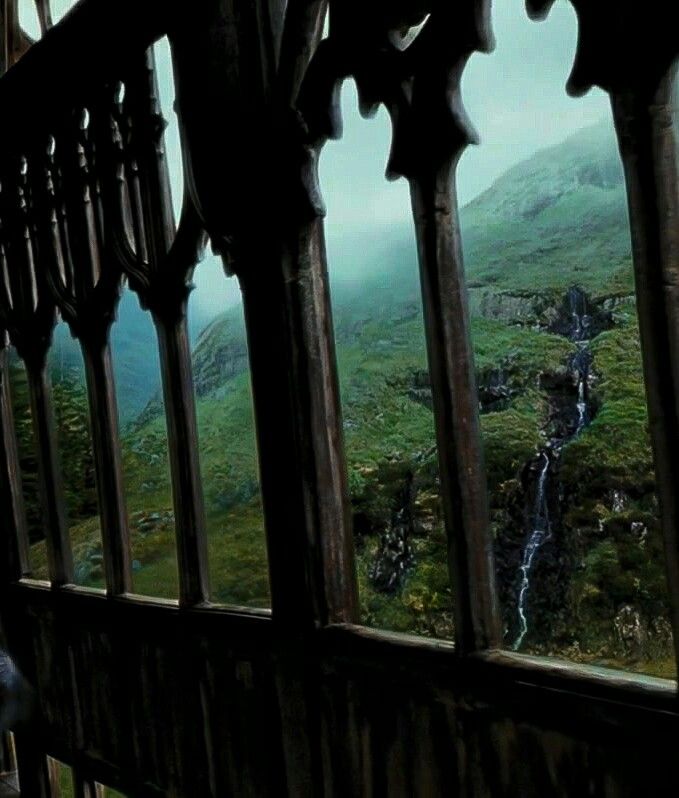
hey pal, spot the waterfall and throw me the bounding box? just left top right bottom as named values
left=369, top=471, right=416, bottom=592
left=511, top=286, right=597, bottom=649
left=513, top=452, right=551, bottom=650
left=576, top=378, right=586, bottom=433
left=570, top=289, right=592, bottom=434
left=568, top=285, right=589, bottom=342
left=575, top=361, right=587, bottom=433
left=573, top=343, right=590, bottom=434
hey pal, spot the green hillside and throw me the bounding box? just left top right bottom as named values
left=29, top=119, right=674, bottom=678
left=463, top=120, right=631, bottom=295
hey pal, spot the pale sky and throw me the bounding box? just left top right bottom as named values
left=26, top=0, right=610, bottom=325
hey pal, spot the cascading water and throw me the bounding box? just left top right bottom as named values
left=576, top=376, right=586, bottom=431
left=568, top=285, right=589, bottom=342
left=569, top=338, right=593, bottom=439
left=574, top=346, right=590, bottom=434
left=369, top=471, right=416, bottom=593
left=511, top=286, right=597, bottom=650
left=513, top=451, right=551, bottom=650
left=570, top=287, right=592, bottom=434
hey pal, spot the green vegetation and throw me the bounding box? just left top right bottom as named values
left=11, top=362, right=96, bottom=544
left=31, top=370, right=270, bottom=606
left=25, top=119, right=675, bottom=679
left=462, top=121, right=633, bottom=296
left=52, top=758, right=124, bottom=798
left=556, top=302, right=667, bottom=669
left=562, top=302, right=654, bottom=495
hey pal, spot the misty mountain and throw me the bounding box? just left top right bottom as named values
left=192, top=118, right=632, bottom=396
left=49, top=118, right=630, bottom=424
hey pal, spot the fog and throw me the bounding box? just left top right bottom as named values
left=28, top=0, right=609, bottom=324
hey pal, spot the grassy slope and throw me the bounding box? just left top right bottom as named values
left=461, top=121, right=632, bottom=296
left=31, top=317, right=573, bottom=612
left=559, top=302, right=671, bottom=676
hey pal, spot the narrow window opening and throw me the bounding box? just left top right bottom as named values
left=321, top=81, right=451, bottom=639
left=51, top=0, right=78, bottom=25
left=191, top=287, right=270, bottom=608
left=114, top=292, right=178, bottom=599
left=109, top=38, right=187, bottom=601
left=17, top=1, right=41, bottom=41
left=153, top=37, right=184, bottom=220
left=460, top=0, right=673, bottom=678
left=51, top=334, right=100, bottom=588
left=8, top=354, right=38, bottom=575
left=46, top=756, right=72, bottom=796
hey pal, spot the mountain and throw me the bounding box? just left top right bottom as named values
left=50, top=277, right=231, bottom=423
left=52, top=120, right=630, bottom=421
left=462, top=120, right=631, bottom=296
left=49, top=290, right=164, bottom=423
left=190, top=119, right=633, bottom=398
left=32, top=119, right=674, bottom=678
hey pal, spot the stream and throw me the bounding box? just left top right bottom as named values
left=512, top=287, right=595, bottom=650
